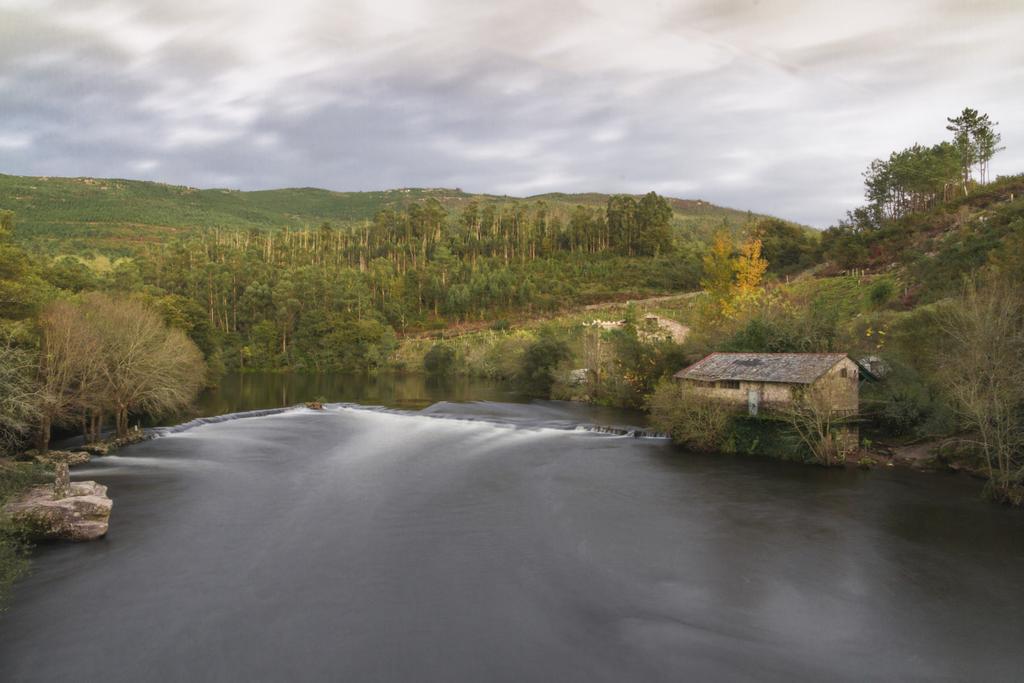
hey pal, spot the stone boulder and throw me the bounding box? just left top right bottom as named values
left=4, top=481, right=112, bottom=542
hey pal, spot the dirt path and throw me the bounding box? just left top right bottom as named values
left=403, top=290, right=700, bottom=340
left=581, top=291, right=700, bottom=310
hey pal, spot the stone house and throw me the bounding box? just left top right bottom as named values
left=673, top=352, right=864, bottom=417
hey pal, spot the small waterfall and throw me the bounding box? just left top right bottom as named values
left=148, top=400, right=669, bottom=440
left=152, top=406, right=299, bottom=436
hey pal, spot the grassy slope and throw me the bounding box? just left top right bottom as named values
left=824, top=174, right=1024, bottom=282
left=0, top=173, right=797, bottom=253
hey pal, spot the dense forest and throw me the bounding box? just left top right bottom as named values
left=38, top=193, right=700, bottom=373
left=4, top=188, right=815, bottom=377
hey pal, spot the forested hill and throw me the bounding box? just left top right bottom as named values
left=820, top=172, right=1024, bottom=305
left=0, top=173, right=786, bottom=253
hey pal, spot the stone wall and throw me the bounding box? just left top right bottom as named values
left=680, top=357, right=860, bottom=416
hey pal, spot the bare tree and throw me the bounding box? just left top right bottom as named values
left=781, top=384, right=855, bottom=466
left=81, top=293, right=206, bottom=438
left=937, top=273, right=1024, bottom=503
left=36, top=301, right=103, bottom=451
left=35, top=293, right=206, bottom=445
left=0, top=332, right=40, bottom=455
left=648, top=381, right=733, bottom=452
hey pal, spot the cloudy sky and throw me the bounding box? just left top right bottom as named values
left=1, top=0, right=1021, bottom=226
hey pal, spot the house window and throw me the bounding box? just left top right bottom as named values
left=840, top=368, right=848, bottom=378
left=718, top=380, right=740, bottom=389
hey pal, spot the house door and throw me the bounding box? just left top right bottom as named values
left=747, top=387, right=760, bottom=416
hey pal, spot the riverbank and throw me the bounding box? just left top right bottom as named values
left=195, top=373, right=1000, bottom=498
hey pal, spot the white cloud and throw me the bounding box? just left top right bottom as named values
left=0, top=0, right=1022, bottom=226
left=0, top=132, right=32, bottom=149
left=130, top=159, right=160, bottom=172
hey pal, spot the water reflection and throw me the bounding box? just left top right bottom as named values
left=192, top=372, right=525, bottom=417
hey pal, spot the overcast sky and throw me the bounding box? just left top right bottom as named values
left=1, top=0, right=1021, bottom=226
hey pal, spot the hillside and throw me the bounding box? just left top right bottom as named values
left=0, top=173, right=791, bottom=253
left=820, top=173, right=1024, bottom=304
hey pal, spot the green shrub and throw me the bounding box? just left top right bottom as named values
left=726, top=416, right=807, bottom=461
left=647, top=381, right=733, bottom=452
left=517, top=331, right=571, bottom=397
left=479, top=334, right=532, bottom=379
left=868, top=278, right=896, bottom=308
left=862, top=360, right=952, bottom=438
left=0, top=460, right=50, bottom=609
left=422, top=344, right=456, bottom=376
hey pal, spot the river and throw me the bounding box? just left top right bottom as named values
left=1, top=374, right=1022, bottom=681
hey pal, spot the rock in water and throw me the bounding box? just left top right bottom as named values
left=4, top=482, right=113, bottom=542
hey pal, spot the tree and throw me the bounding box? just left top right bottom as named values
left=780, top=383, right=855, bottom=466
left=947, top=107, right=981, bottom=193
left=973, top=116, right=1004, bottom=184
left=91, top=294, right=206, bottom=438
left=863, top=143, right=962, bottom=219
left=606, top=195, right=639, bottom=255
left=517, top=331, right=571, bottom=397
left=946, top=107, right=1004, bottom=189
left=732, top=238, right=768, bottom=301
left=423, top=343, right=456, bottom=376
left=752, top=218, right=815, bottom=275
left=36, top=300, right=104, bottom=451
left=37, top=293, right=206, bottom=443
left=647, top=381, right=733, bottom=451
left=0, top=334, right=39, bottom=455
left=0, top=212, right=52, bottom=322
left=936, top=273, right=1024, bottom=504
left=635, top=192, right=673, bottom=256
left=700, top=232, right=735, bottom=310
left=0, top=211, right=13, bottom=240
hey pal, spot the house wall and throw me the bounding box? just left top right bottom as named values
left=680, top=357, right=860, bottom=415
left=681, top=379, right=790, bottom=406
left=816, top=357, right=860, bottom=414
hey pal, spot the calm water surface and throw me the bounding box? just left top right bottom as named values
left=2, top=374, right=1022, bottom=681
left=193, top=371, right=532, bottom=415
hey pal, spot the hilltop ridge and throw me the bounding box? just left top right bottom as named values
left=0, top=173, right=800, bottom=252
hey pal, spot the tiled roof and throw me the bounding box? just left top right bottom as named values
left=674, top=352, right=849, bottom=385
